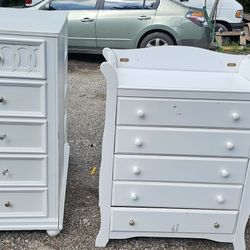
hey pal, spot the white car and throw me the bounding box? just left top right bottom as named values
left=179, top=0, right=244, bottom=31
left=25, top=0, right=43, bottom=7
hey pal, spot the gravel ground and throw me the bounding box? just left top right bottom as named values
left=0, top=53, right=249, bottom=250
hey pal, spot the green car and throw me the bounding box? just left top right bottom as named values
left=32, top=0, right=212, bottom=53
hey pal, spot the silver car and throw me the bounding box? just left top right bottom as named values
left=32, top=0, right=212, bottom=53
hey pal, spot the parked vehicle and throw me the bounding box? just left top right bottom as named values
left=31, top=0, right=212, bottom=53
left=179, top=0, right=244, bottom=31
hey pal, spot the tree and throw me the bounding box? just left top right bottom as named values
left=238, top=0, right=250, bottom=13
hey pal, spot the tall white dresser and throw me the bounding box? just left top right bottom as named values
left=0, top=9, right=69, bottom=236
left=96, top=46, right=250, bottom=249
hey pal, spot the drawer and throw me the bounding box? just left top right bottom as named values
left=0, top=188, right=47, bottom=217
left=0, top=84, right=46, bottom=117
left=114, top=155, right=248, bottom=184
left=0, top=155, right=47, bottom=186
left=0, top=120, right=47, bottom=153
left=117, top=98, right=250, bottom=129
left=111, top=207, right=238, bottom=234
left=112, top=182, right=242, bottom=210
left=115, top=127, right=250, bottom=157
left=0, top=38, right=46, bottom=79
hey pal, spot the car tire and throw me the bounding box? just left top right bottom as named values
left=215, top=23, right=229, bottom=32
left=139, top=32, right=174, bottom=48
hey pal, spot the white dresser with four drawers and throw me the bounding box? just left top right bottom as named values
left=96, top=46, right=250, bottom=249
left=0, top=9, right=69, bottom=236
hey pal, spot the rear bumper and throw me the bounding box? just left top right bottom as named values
left=178, top=27, right=212, bottom=49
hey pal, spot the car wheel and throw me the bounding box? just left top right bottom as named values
left=215, top=23, right=229, bottom=32
left=139, top=32, right=174, bottom=48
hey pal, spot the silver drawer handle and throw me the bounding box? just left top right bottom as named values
left=214, top=222, right=220, bottom=229
left=130, top=193, right=138, bottom=201
left=226, top=141, right=234, bottom=150
left=216, top=195, right=225, bottom=204
left=0, top=134, right=7, bottom=141
left=232, top=112, right=240, bottom=121
left=0, top=97, right=5, bottom=103
left=221, top=169, right=230, bottom=178
left=137, top=109, right=145, bottom=118
left=132, top=166, right=141, bottom=175
left=2, top=169, right=9, bottom=176
left=134, top=138, right=143, bottom=147
left=129, top=219, right=135, bottom=226
left=4, top=201, right=12, bottom=208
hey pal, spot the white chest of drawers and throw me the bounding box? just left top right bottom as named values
left=0, top=9, right=69, bottom=236
left=96, top=46, right=250, bottom=249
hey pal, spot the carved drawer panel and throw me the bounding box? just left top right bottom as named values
left=114, top=155, right=248, bottom=184
left=112, top=181, right=242, bottom=210
left=0, top=38, right=46, bottom=79
left=0, top=120, right=47, bottom=153
left=111, top=207, right=238, bottom=234
left=0, top=156, right=47, bottom=186
left=0, top=83, right=46, bottom=117
left=0, top=188, right=47, bottom=217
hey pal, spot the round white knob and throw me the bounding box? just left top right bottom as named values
left=132, top=166, right=140, bottom=175
left=216, top=195, right=225, bottom=204
left=232, top=112, right=240, bottom=121
left=137, top=109, right=145, bottom=118
left=134, top=138, right=143, bottom=147
left=130, top=193, right=138, bottom=201
left=226, top=142, right=234, bottom=150
left=221, top=169, right=230, bottom=178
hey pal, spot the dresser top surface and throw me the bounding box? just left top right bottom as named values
left=0, top=8, right=67, bottom=36
left=102, top=46, right=250, bottom=93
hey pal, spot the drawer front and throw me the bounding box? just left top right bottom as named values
left=0, top=84, right=46, bottom=117
left=0, top=156, right=47, bottom=186
left=0, top=120, right=47, bottom=153
left=117, top=98, right=250, bottom=129
left=111, top=208, right=238, bottom=234
left=0, top=38, right=46, bottom=79
left=0, top=188, right=47, bottom=217
left=115, top=127, right=250, bottom=157
left=112, top=182, right=242, bottom=210
left=114, top=155, right=248, bottom=184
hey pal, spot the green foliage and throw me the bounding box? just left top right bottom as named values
left=238, top=0, right=250, bottom=13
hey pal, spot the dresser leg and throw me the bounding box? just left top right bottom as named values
left=47, top=230, right=61, bottom=237
left=95, top=230, right=109, bottom=247
left=233, top=234, right=246, bottom=250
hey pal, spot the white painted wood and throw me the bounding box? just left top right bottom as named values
left=0, top=37, right=46, bottom=79
left=0, top=83, right=46, bottom=117
left=115, top=127, right=250, bottom=157
left=117, top=97, right=250, bottom=129
left=0, top=188, right=47, bottom=217
left=114, top=155, right=247, bottom=184
left=97, top=46, right=250, bottom=249
left=0, top=120, right=47, bottom=153
left=112, top=181, right=242, bottom=210
left=0, top=9, right=69, bottom=235
left=0, top=155, right=47, bottom=186
left=111, top=207, right=238, bottom=234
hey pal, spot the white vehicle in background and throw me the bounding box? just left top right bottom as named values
left=179, top=0, right=244, bottom=31
left=25, top=0, right=42, bottom=7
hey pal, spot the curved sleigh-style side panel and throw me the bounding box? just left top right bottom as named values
left=96, top=62, right=118, bottom=247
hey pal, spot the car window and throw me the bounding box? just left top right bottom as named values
left=104, top=0, right=143, bottom=10
left=48, top=0, right=97, bottom=10
left=103, top=0, right=158, bottom=10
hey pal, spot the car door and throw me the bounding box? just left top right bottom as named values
left=96, top=0, right=157, bottom=49
left=48, top=0, right=99, bottom=50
